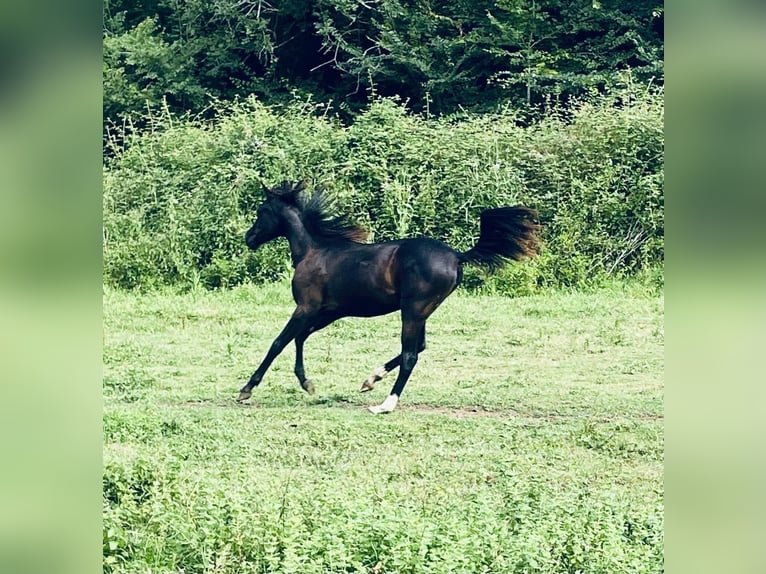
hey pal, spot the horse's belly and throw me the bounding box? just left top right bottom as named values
left=336, top=291, right=400, bottom=317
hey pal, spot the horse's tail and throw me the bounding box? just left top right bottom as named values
left=458, top=207, right=542, bottom=271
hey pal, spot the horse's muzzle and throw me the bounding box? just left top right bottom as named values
left=245, top=230, right=260, bottom=250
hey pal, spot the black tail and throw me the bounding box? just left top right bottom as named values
left=459, top=207, right=541, bottom=271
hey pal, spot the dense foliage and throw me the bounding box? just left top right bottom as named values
left=103, top=81, right=663, bottom=293
left=103, top=0, right=663, bottom=293
left=104, top=0, right=663, bottom=126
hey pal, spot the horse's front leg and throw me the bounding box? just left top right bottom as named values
left=293, top=333, right=314, bottom=395
left=293, top=311, right=340, bottom=395
left=237, top=308, right=312, bottom=402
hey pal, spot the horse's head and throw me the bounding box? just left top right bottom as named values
left=245, top=181, right=304, bottom=250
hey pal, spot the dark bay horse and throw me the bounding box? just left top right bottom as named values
left=238, top=181, right=541, bottom=413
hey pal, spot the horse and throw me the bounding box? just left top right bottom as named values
left=238, top=181, right=541, bottom=414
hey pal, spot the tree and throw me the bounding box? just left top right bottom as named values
left=103, top=0, right=664, bottom=125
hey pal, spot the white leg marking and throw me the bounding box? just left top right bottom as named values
left=372, top=366, right=388, bottom=379
left=361, top=366, right=388, bottom=392
left=368, top=394, right=398, bottom=415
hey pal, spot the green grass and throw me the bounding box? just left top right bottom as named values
left=103, top=282, right=663, bottom=573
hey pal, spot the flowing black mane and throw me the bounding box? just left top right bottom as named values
left=300, top=191, right=368, bottom=244
left=269, top=181, right=367, bottom=244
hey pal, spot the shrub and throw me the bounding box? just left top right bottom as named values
left=103, top=85, right=663, bottom=294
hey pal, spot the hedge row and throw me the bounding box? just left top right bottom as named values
left=104, top=85, right=663, bottom=294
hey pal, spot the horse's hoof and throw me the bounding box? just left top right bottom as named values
left=237, top=390, right=252, bottom=402
left=368, top=395, right=399, bottom=414
left=302, top=379, right=315, bottom=395
left=360, top=366, right=387, bottom=392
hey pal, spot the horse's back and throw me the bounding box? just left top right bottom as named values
left=394, top=238, right=461, bottom=299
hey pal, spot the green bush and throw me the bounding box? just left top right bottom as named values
left=104, top=85, right=663, bottom=294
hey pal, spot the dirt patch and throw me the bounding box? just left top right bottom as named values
left=172, top=397, right=662, bottom=422
left=396, top=404, right=524, bottom=418
left=175, top=397, right=517, bottom=417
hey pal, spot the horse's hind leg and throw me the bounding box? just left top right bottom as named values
left=360, top=326, right=425, bottom=392
left=368, top=319, right=425, bottom=414
left=359, top=364, right=391, bottom=392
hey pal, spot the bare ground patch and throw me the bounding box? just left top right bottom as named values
left=172, top=397, right=662, bottom=422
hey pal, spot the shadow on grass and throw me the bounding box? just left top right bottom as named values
left=173, top=391, right=368, bottom=410
left=307, top=393, right=361, bottom=407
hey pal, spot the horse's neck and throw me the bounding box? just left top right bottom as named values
left=282, top=208, right=314, bottom=267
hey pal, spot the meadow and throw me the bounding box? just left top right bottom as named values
left=103, top=281, right=663, bottom=573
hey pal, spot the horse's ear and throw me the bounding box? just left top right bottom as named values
left=283, top=181, right=305, bottom=203
left=261, top=181, right=274, bottom=199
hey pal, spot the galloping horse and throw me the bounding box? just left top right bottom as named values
left=238, top=181, right=541, bottom=413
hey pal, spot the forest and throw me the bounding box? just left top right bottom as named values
left=105, top=0, right=663, bottom=124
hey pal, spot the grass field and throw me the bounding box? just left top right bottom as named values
left=103, top=281, right=663, bottom=573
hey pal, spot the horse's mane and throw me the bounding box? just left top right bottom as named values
left=301, top=191, right=369, bottom=244
left=271, top=181, right=368, bottom=244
